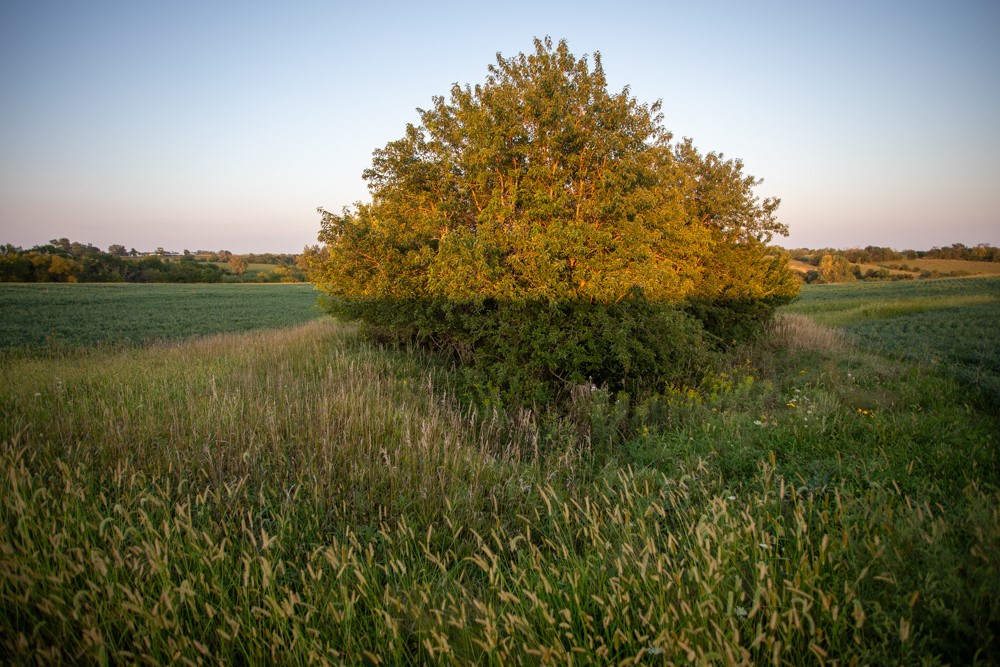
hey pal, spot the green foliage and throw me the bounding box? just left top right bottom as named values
left=0, top=283, right=321, bottom=350
left=332, top=294, right=712, bottom=402
left=921, top=242, right=1000, bottom=262
left=0, top=247, right=229, bottom=283
left=818, top=252, right=857, bottom=283
left=793, top=243, right=1000, bottom=266
left=0, top=250, right=83, bottom=282
left=684, top=295, right=790, bottom=344
left=0, top=240, right=307, bottom=283
left=306, top=38, right=797, bottom=402
left=228, top=255, right=248, bottom=275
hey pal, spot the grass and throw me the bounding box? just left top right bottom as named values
left=785, top=276, right=1000, bottom=407
left=0, top=283, right=322, bottom=351
left=1, top=280, right=998, bottom=664
left=787, top=259, right=816, bottom=275
left=781, top=276, right=1000, bottom=326
left=206, top=261, right=283, bottom=275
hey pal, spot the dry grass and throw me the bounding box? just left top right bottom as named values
left=881, top=258, right=1000, bottom=275
left=769, top=313, right=846, bottom=353
left=787, top=259, right=815, bottom=275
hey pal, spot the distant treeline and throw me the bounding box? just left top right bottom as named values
left=787, top=243, right=1000, bottom=284
left=790, top=243, right=1000, bottom=264
left=0, top=239, right=306, bottom=283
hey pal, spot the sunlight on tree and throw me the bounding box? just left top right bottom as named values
left=306, top=38, right=798, bottom=401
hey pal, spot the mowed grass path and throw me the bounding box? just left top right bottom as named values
left=0, top=283, right=322, bottom=350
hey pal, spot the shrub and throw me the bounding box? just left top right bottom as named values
left=327, top=291, right=711, bottom=403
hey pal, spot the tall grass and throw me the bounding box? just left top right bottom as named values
left=2, top=312, right=998, bottom=663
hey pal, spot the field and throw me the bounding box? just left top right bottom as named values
left=206, top=261, right=283, bottom=275
left=783, top=276, right=1000, bottom=407
left=788, top=258, right=910, bottom=278
left=1, top=280, right=998, bottom=663
left=787, top=258, right=814, bottom=275
left=878, top=258, right=1000, bottom=275
left=782, top=275, right=1000, bottom=326
left=0, top=283, right=321, bottom=350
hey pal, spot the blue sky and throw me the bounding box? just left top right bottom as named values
left=1, top=0, right=997, bottom=253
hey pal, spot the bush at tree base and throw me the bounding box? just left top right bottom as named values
left=306, top=38, right=798, bottom=404
left=323, top=292, right=714, bottom=403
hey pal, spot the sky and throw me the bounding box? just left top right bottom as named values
left=1, top=0, right=998, bottom=254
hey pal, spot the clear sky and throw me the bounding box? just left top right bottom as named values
left=1, top=0, right=997, bottom=253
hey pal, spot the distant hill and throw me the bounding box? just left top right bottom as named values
left=784, top=245, right=1000, bottom=284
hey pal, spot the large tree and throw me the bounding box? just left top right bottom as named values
left=306, top=38, right=797, bottom=400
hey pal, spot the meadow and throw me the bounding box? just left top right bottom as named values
left=0, top=283, right=321, bottom=351
left=0, top=279, right=997, bottom=664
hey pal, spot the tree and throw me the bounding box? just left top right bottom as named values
left=47, top=255, right=83, bottom=282
left=273, top=265, right=295, bottom=282
left=50, top=238, right=72, bottom=254
left=70, top=241, right=100, bottom=257
left=305, top=38, right=797, bottom=401
left=229, top=256, right=248, bottom=276
left=818, top=254, right=856, bottom=283
left=108, top=244, right=127, bottom=256
left=0, top=252, right=32, bottom=281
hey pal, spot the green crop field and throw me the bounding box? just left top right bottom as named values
left=0, top=283, right=323, bottom=351
left=784, top=276, right=1000, bottom=406
left=782, top=275, right=1000, bottom=325
left=1, top=278, right=998, bottom=663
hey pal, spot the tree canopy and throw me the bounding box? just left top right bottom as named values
left=305, top=38, right=797, bottom=401
left=308, top=37, right=793, bottom=305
